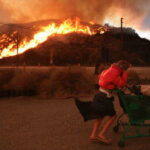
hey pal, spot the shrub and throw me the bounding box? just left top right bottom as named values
left=0, top=67, right=95, bottom=97
left=39, top=66, right=95, bottom=97
left=95, top=64, right=109, bottom=75
left=0, top=69, right=14, bottom=90
left=3, top=69, right=52, bottom=93
left=140, top=78, right=150, bottom=85
left=127, top=70, right=140, bottom=85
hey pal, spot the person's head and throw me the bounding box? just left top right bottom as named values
left=114, top=60, right=131, bottom=70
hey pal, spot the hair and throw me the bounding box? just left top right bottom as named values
left=115, top=60, right=130, bottom=70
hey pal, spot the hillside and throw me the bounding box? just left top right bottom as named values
left=0, top=20, right=150, bottom=66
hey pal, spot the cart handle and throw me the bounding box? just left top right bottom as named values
left=113, top=85, right=142, bottom=95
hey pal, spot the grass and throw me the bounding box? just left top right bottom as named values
left=39, top=66, right=95, bottom=97
left=0, top=66, right=150, bottom=98
left=127, top=70, right=141, bottom=85
left=127, top=69, right=150, bottom=85
left=0, top=67, right=95, bottom=97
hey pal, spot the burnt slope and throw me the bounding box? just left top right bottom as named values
left=0, top=21, right=150, bottom=66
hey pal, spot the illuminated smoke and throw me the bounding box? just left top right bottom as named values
left=0, top=0, right=150, bottom=39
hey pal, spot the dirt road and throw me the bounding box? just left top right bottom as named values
left=0, top=96, right=150, bottom=150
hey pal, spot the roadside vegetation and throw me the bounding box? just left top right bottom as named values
left=0, top=67, right=96, bottom=98
left=0, top=67, right=149, bottom=98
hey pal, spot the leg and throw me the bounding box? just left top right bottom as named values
left=95, top=115, right=117, bottom=144
left=98, top=115, right=117, bottom=137
left=90, top=118, right=103, bottom=139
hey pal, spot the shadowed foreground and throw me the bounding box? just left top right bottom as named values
left=0, top=96, right=150, bottom=150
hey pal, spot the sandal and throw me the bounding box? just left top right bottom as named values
left=89, top=137, right=98, bottom=142
left=96, top=136, right=111, bottom=144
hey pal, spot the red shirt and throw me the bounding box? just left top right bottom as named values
left=98, top=64, right=127, bottom=90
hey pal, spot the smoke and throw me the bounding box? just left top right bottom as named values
left=0, top=0, right=150, bottom=38
left=0, top=0, right=149, bottom=23
left=0, top=0, right=14, bottom=23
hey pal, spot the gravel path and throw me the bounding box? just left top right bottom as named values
left=0, top=96, right=150, bottom=150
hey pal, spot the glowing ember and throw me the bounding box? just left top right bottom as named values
left=0, top=18, right=95, bottom=59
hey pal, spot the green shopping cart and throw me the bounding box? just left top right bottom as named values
left=114, top=89, right=150, bottom=147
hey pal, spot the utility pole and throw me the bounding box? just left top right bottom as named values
left=121, top=17, right=123, bottom=32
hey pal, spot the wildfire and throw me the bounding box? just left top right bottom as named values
left=0, top=18, right=95, bottom=59
left=89, top=21, right=95, bottom=25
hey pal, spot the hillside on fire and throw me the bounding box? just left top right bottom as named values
left=0, top=19, right=150, bottom=66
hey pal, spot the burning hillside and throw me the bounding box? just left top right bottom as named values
left=0, top=28, right=150, bottom=66
left=0, top=17, right=108, bottom=59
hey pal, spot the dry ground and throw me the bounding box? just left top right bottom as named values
left=0, top=95, right=150, bottom=150
left=0, top=66, right=150, bottom=150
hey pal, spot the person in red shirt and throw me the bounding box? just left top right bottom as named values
left=75, top=60, right=130, bottom=144
left=89, top=60, right=130, bottom=144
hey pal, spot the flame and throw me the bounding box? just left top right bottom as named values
left=89, top=21, right=95, bottom=25
left=0, top=17, right=94, bottom=59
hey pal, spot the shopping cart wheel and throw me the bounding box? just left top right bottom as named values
left=118, top=141, right=125, bottom=147
left=113, top=125, right=119, bottom=133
